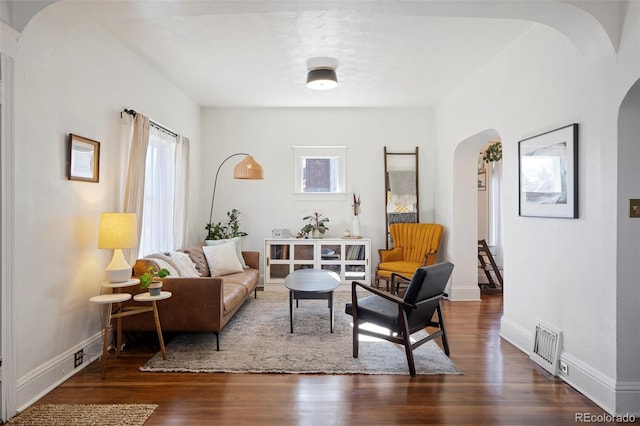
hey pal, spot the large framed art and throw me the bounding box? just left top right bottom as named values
left=518, top=123, right=578, bottom=218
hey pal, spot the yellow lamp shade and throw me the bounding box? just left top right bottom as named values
left=98, top=213, right=138, bottom=249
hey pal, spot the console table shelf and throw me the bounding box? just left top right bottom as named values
left=264, top=238, right=371, bottom=289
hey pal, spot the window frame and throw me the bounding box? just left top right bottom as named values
left=293, top=146, right=347, bottom=200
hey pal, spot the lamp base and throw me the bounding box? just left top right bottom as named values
left=105, top=249, right=133, bottom=283
left=106, top=268, right=133, bottom=283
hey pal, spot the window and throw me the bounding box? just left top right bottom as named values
left=293, top=146, right=346, bottom=199
left=138, top=125, right=178, bottom=257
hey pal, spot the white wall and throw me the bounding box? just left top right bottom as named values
left=434, top=15, right=640, bottom=417
left=9, top=6, right=201, bottom=410
left=199, top=108, right=435, bottom=268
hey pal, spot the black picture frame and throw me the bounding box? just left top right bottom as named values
left=67, top=134, right=100, bottom=183
left=518, top=123, right=578, bottom=218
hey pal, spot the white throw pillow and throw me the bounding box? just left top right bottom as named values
left=204, top=237, right=247, bottom=268
left=203, top=241, right=244, bottom=276
left=169, top=251, right=200, bottom=277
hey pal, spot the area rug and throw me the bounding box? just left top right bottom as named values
left=7, top=404, right=158, bottom=425
left=141, top=291, right=461, bottom=375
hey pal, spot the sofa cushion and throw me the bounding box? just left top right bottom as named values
left=223, top=283, right=248, bottom=315
left=222, top=268, right=260, bottom=290
left=179, top=247, right=210, bottom=277
left=203, top=241, right=244, bottom=276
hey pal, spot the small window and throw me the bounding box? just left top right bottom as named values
left=293, top=146, right=347, bottom=199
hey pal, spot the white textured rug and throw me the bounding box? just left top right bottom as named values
left=141, top=291, right=461, bottom=375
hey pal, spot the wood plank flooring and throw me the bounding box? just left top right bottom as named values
left=32, top=293, right=617, bottom=425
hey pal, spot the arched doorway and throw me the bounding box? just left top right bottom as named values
left=448, top=129, right=502, bottom=301
left=615, top=78, right=640, bottom=400
left=478, top=139, right=503, bottom=292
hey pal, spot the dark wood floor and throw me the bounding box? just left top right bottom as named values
left=32, top=293, right=616, bottom=425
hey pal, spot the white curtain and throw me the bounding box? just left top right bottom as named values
left=122, top=113, right=189, bottom=258
left=489, top=161, right=503, bottom=267
left=173, top=135, right=189, bottom=249
left=138, top=126, right=176, bottom=256
left=123, top=113, right=150, bottom=264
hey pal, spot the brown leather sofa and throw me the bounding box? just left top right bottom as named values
left=120, top=248, right=260, bottom=351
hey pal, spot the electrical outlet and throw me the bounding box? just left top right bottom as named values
left=74, top=350, right=84, bottom=368
left=559, top=361, right=568, bottom=375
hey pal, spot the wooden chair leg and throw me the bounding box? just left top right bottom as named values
left=399, top=309, right=416, bottom=376
left=436, top=304, right=450, bottom=356
left=351, top=285, right=359, bottom=358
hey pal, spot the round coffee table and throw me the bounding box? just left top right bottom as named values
left=284, top=268, right=341, bottom=333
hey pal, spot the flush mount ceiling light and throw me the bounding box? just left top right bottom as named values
left=306, top=67, right=338, bottom=90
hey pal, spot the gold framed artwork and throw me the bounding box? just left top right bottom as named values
left=67, top=134, right=100, bottom=182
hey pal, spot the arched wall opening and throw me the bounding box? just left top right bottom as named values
left=448, top=129, right=501, bottom=301
left=616, top=78, right=640, bottom=398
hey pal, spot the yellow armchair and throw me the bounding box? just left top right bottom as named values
left=376, top=223, right=444, bottom=292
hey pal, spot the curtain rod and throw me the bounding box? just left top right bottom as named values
left=120, top=108, right=178, bottom=138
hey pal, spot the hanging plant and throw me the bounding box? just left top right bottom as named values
left=482, top=142, right=502, bottom=163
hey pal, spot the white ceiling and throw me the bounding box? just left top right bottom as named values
left=100, top=9, right=533, bottom=108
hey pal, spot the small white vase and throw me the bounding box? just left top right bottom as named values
left=352, top=215, right=361, bottom=237
left=312, top=228, right=323, bottom=239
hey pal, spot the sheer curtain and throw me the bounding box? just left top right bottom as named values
left=489, top=161, right=503, bottom=267
left=173, top=135, right=189, bottom=249
left=123, top=113, right=150, bottom=264
left=122, top=112, right=189, bottom=259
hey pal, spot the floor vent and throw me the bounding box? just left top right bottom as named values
left=530, top=322, right=562, bottom=376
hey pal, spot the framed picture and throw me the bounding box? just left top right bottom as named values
left=67, top=134, right=100, bottom=182
left=478, top=169, right=487, bottom=191
left=518, top=123, right=578, bottom=218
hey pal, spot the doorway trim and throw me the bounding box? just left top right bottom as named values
left=1, top=52, right=17, bottom=422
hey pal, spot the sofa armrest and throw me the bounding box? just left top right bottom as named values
left=124, top=276, right=225, bottom=331
left=242, top=251, right=260, bottom=270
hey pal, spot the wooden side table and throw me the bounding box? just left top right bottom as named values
left=90, top=286, right=172, bottom=378
left=89, top=293, right=132, bottom=378
left=100, top=279, right=140, bottom=356
left=133, top=291, right=172, bottom=361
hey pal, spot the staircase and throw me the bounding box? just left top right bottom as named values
left=478, top=239, right=503, bottom=293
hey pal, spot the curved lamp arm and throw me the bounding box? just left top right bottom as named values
left=208, top=153, right=250, bottom=229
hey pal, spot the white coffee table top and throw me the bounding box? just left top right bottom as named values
left=134, top=291, right=172, bottom=302
left=285, top=269, right=340, bottom=293
left=90, top=293, right=132, bottom=304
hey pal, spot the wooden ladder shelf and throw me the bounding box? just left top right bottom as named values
left=478, top=239, right=503, bottom=292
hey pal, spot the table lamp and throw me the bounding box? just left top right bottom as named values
left=98, top=212, right=138, bottom=283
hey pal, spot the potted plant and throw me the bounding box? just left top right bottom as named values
left=205, top=208, right=248, bottom=242
left=300, top=212, right=329, bottom=239
left=482, top=142, right=502, bottom=163
left=140, top=265, right=171, bottom=296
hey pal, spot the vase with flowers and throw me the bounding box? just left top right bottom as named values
left=352, top=193, right=361, bottom=237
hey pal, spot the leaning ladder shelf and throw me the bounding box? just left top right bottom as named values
left=478, top=239, right=503, bottom=292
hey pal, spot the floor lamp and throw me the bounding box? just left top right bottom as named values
left=207, top=153, right=264, bottom=239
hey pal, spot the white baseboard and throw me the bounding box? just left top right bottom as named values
left=16, top=332, right=103, bottom=412
left=448, top=285, right=480, bottom=301
left=500, top=316, right=639, bottom=417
